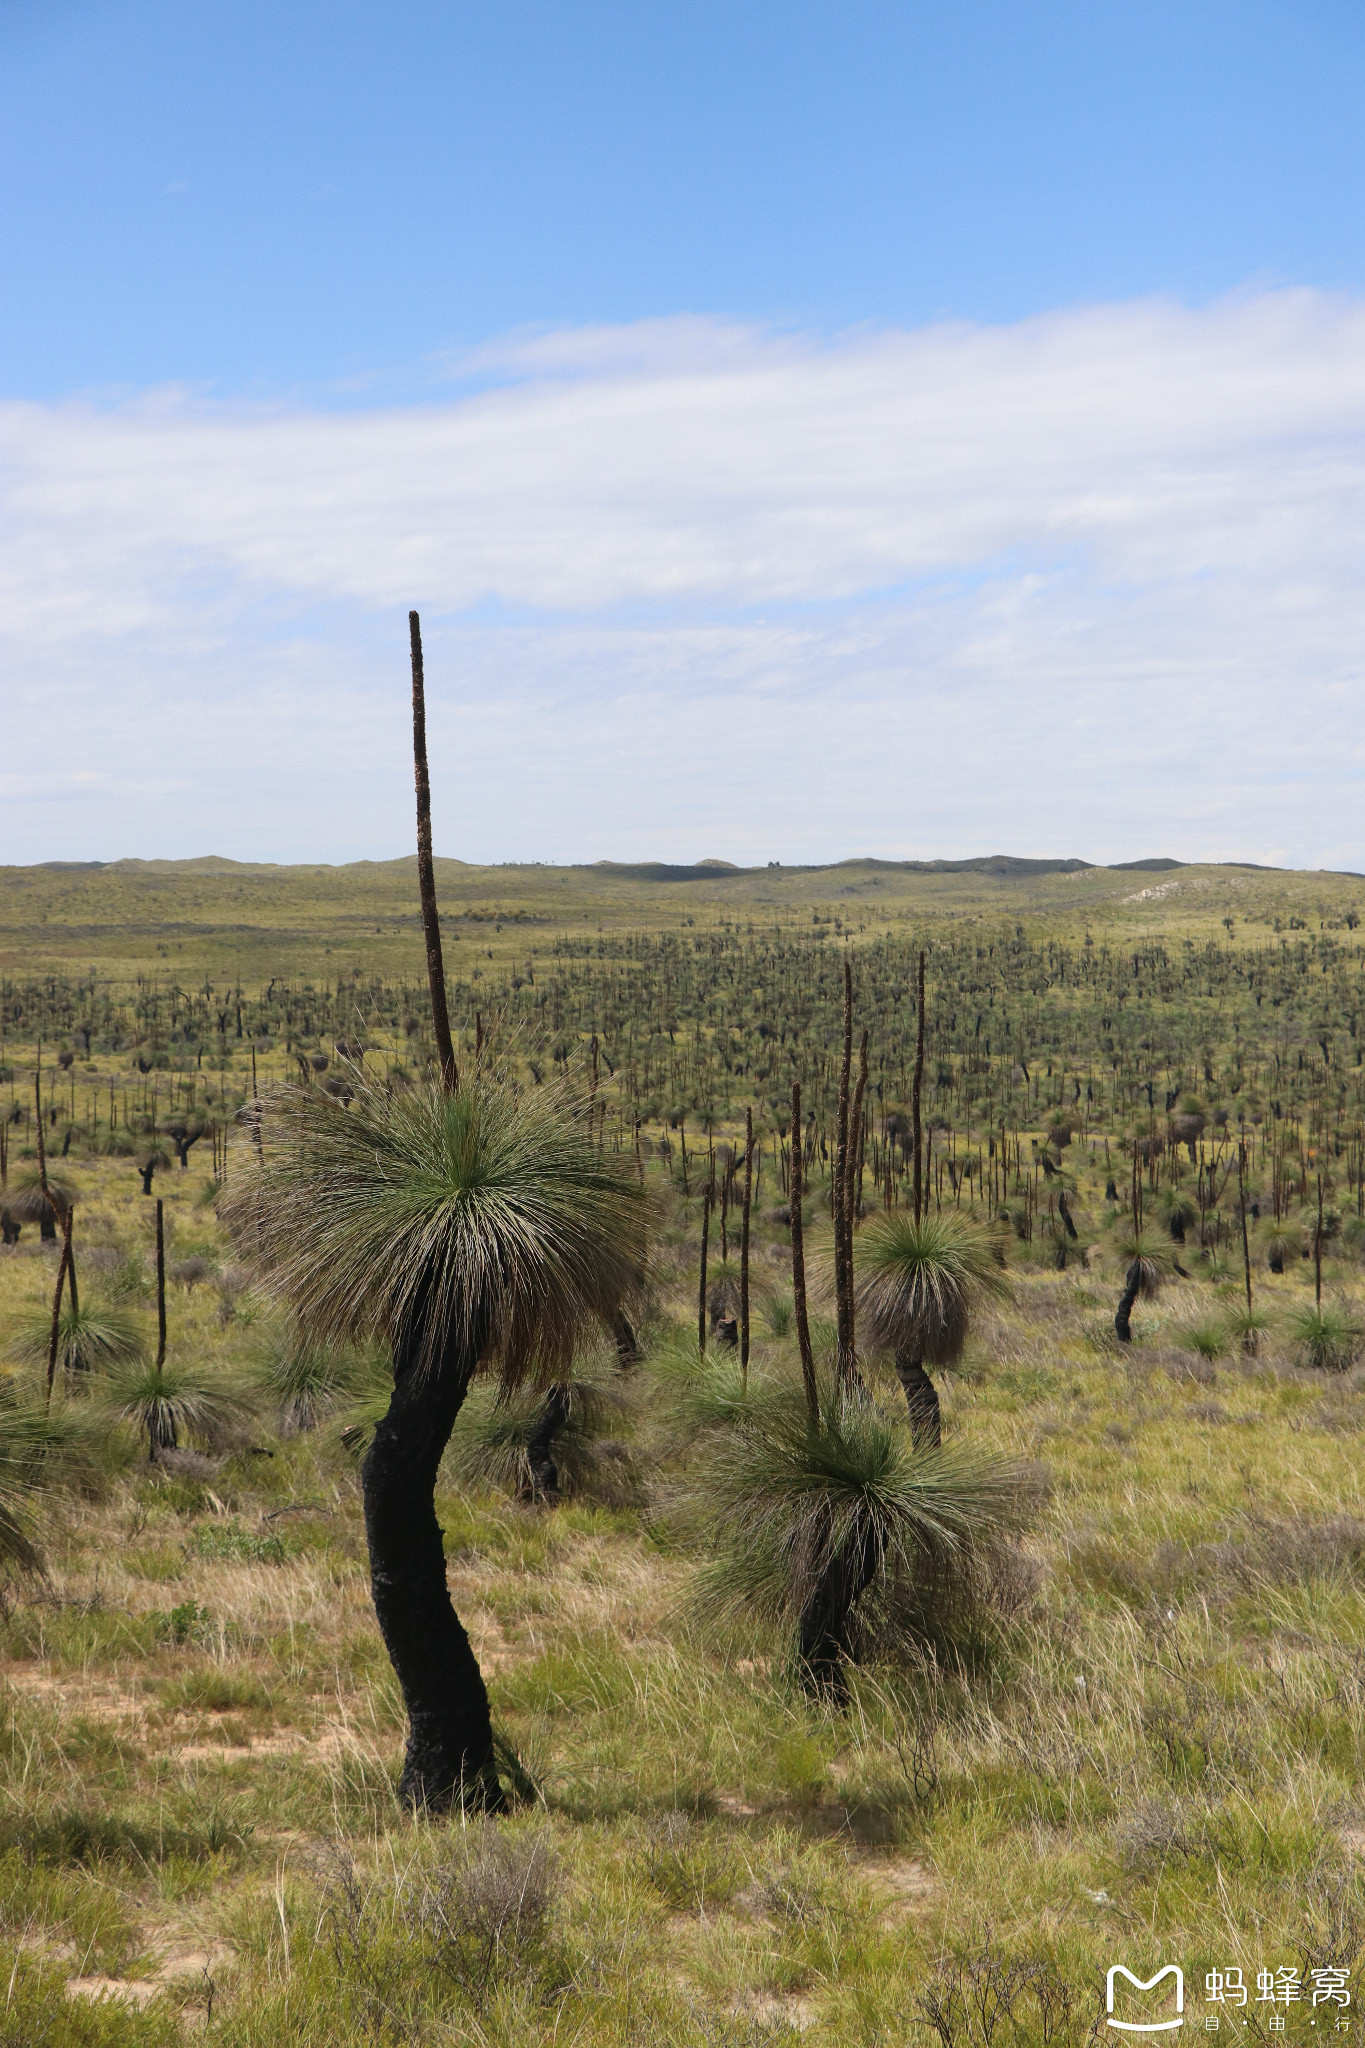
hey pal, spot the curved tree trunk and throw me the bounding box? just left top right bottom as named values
left=1114, top=1264, right=1141, bottom=1342
left=893, top=1349, right=942, bottom=1448
left=524, top=1382, right=571, bottom=1502
left=798, top=1526, right=877, bottom=1699
left=361, top=1321, right=504, bottom=1814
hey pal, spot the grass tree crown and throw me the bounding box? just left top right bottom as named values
left=854, top=1211, right=1011, bottom=1367
left=220, top=1066, right=649, bottom=1383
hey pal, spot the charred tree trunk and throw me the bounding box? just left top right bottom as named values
left=698, top=1177, right=712, bottom=1357
left=790, top=1082, right=819, bottom=1427
left=139, top=1160, right=156, bottom=1197
left=361, top=1311, right=503, bottom=1814
left=893, top=1349, right=942, bottom=1448
left=524, top=1383, right=571, bottom=1503
left=45, top=1216, right=72, bottom=1409
left=1114, top=1262, right=1141, bottom=1343
left=798, top=1524, right=877, bottom=1699
left=740, top=1106, right=753, bottom=1390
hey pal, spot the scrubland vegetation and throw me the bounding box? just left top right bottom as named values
left=4, top=839, right=1365, bottom=2045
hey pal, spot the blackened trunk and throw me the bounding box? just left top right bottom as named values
left=798, top=1526, right=877, bottom=1700
left=409, top=611, right=458, bottom=1095
left=361, top=1324, right=503, bottom=1814
left=140, top=1161, right=156, bottom=1197
left=790, top=1083, right=819, bottom=1427
left=1115, top=1264, right=1141, bottom=1343
left=912, top=950, right=926, bottom=1224
left=39, top=1211, right=56, bottom=1243
left=698, top=1182, right=711, bottom=1356
left=155, top=1199, right=167, bottom=1368
left=893, top=1350, right=942, bottom=1448
left=524, top=1383, right=571, bottom=1503
left=833, top=962, right=854, bottom=1382
left=740, top=1106, right=753, bottom=1386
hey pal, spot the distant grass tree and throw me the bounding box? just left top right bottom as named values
left=8, top=1296, right=146, bottom=1378
left=854, top=1213, right=1010, bottom=1446
left=100, top=1355, right=253, bottom=1458
left=1112, top=1229, right=1176, bottom=1343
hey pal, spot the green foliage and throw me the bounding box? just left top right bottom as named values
left=0, top=1389, right=99, bottom=1572
left=190, top=1518, right=292, bottom=1564
left=679, top=1372, right=1034, bottom=1663
left=148, top=1599, right=213, bottom=1644
left=98, top=1357, right=254, bottom=1456
left=221, top=1066, right=648, bottom=1382
left=1288, top=1300, right=1359, bottom=1372
left=446, top=1376, right=639, bottom=1504
left=1177, top=1317, right=1230, bottom=1361
left=1261, top=1221, right=1305, bottom=1270
left=1112, top=1227, right=1176, bottom=1299
left=246, top=1317, right=387, bottom=1430
left=854, top=1211, right=1010, bottom=1366
left=761, top=1287, right=794, bottom=1337
left=8, top=1294, right=147, bottom=1377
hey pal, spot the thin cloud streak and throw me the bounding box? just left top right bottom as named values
left=3, top=291, right=1364, bottom=866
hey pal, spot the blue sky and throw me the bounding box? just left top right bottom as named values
left=4, top=2, right=1365, bottom=866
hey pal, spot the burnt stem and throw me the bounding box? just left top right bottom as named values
left=410, top=611, right=458, bottom=1095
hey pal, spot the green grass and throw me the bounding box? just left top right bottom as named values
left=3, top=863, right=1365, bottom=2041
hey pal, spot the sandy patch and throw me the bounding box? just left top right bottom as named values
left=67, top=1977, right=164, bottom=2008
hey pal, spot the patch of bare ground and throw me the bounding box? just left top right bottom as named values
left=871, top=1854, right=935, bottom=1924
left=729, top=1988, right=818, bottom=2032
left=3, top=1670, right=145, bottom=1721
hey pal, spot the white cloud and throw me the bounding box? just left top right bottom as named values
left=4, top=291, right=1365, bottom=866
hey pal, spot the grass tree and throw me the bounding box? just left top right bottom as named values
left=685, top=1377, right=1029, bottom=1697
left=101, top=1354, right=253, bottom=1458
left=854, top=1213, right=1010, bottom=1447
left=1112, top=1228, right=1176, bottom=1342
left=223, top=1057, right=645, bottom=1809
left=1288, top=1301, right=1359, bottom=1373
left=0, top=1395, right=95, bottom=1573
left=8, top=1297, right=145, bottom=1377
left=222, top=612, right=647, bottom=1814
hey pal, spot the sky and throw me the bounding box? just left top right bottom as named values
left=4, top=1, right=1365, bottom=869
